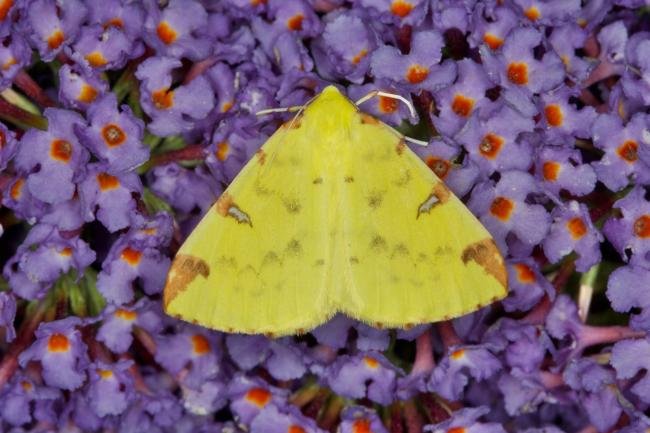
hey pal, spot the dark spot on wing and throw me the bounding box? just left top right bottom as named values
left=286, top=239, right=302, bottom=255
left=315, top=259, right=325, bottom=266
left=349, top=256, right=359, bottom=264
left=313, top=177, right=323, bottom=185
left=370, top=235, right=387, bottom=252
left=344, top=176, right=354, bottom=183
left=395, top=139, right=406, bottom=155
left=391, top=243, right=409, bottom=258
left=283, top=197, right=301, bottom=214
left=360, top=113, right=380, bottom=125
left=367, top=190, right=383, bottom=209
left=263, top=251, right=281, bottom=266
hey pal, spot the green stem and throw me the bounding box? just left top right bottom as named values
left=0, top=97, right=47, bottom=130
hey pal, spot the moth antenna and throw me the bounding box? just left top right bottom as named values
left=354, top=90, right=418, bottom=119
left=355, top=90, right=427, bottom=147
left=255, top=106, right=305, bottom=116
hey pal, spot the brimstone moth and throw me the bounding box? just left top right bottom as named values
left=163, top=86, right=508, bottom=336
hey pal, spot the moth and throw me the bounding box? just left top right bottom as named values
left=163, top=86, right=508, bottom=336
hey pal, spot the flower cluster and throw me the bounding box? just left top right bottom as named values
left=0, top=0, right=649, bottom=432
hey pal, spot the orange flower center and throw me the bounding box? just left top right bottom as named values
left=352, top=419, right=372, bottom=433
left=47, top=29, right=64, bottom=49
left=507, top=62, right=528, bottom=85
left=287, top=14, right=304, bottom=31
left=97, top=369, right=113, bottom=379
left=545, top=104, right=563, bottom=127
left=0, top=0, right=13, bottom=21
left=483, top=33, right=503, bottom=50
left=524, top=6, right=540, bottom=21
left=288, top=426, right=307, bottom=433
left=59, top=247, right=73, bottom=257
left=104, top=17, right=124, bottom=29
left=514, top=263, right=536, bottom=283
left=157, top=21, right=177, bottom=45
left=490, top=196, right=515, bottom=221
left=479, top=133, right=504, bottom=159
left=390, top=0, right=413, bottom=17
left=120, top=247, right=142, bottom=266
left=50, top=139, right=73, bottom=163
left=78, top=84, right=98, bottom=103
left=378, top=95, right=399, bottom=113
left=447, top=428, right=467, bottom=433
left=191, top=334, right=211, bottom=355
left=97, top=172, right=120, bottom=191
left=566, top=217, right=587, bottom=240
left=245, top=387, right=271, bottom=407
left=406, top=64, right=429, bottom=84
left=47, top=333, right=70, bottom=352
left=542, top=161, right=561, bottom=181
left=102, top=124, right=126, bottom=147
left=10, top=178, right=24, bottom=200
left=634, top=215, right=650, bottom=238
left=216, top=141, right=229, bottom=161
left=617, top=140, right=638, bottom=163
left=114, top=308, right=137, bottom=321
left=152, top=88, right=174, bottom=110
left=86, top=51, right=107, bottom=67
left=363, top=356, right=379, bottom=369
left=450, top=349, right=465, bottom=360
left=451, top=94, right=475, bottom=117
left=425, top=157, right=450, bottom=179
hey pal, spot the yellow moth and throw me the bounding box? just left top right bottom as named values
left=163, top=85, right=508, bottom=336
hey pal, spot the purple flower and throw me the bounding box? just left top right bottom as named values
left=563, top=358, right=622, bottom=432
left=18, top=317, right=89, bottom=390
left=543, top=201, right=602, bottom=272
left=511, top=0, right=581, bottom=26
left=534, top=146, right=597, bottom=197
left=135, top=56, right=215, bottom=136
left=485, top=318, right=553, bottom=373
left=538, top=87, right=597, bottom=143
left=502, top=259, right=554, bottom=312
left=408, top=138, right=480, bottom=197
left=610, top=337, right=650, bottom=404
left=228, top=374, right=289, bottom=425
left=0, top=121, right=16, bottom=171
left=468, top=170, right=551, bottom=253
left=226, top=334, right=308, bottom=381
left=0, top=291, right=16, bottom=342
left=339, top=405, right=388, bottom=433
left=58, top=64, right=109, bottom=110
left=324, top=352, right=399, bottom=404
left=96, top=218, right=171, bottom=305
left=620, top=31, right=650, bottom=106
left=497, top=371, right=555, bottom=416
left=469, top=5, right=518, bottom=51
left=87, top=360, right=135, bottom=417
left=602, top=186, right=650, bottom=268
left=455, top=104, right=534, bottom=176
left=13, top=109, right=88, bottom=205
left=4, top=224, right=96, bottom=299
left=432, top=59, right=494, bottom=137
left=428, top=344, right=502, bottom=400
left=371, top=30, right=456, bottom=93
left=359, top=0, right=429, bottom=26
left=0, top=34, right=31, bottom=90
left=86, top=0, right=146, bottom=39
left=424, top=407, right=506, bottom=433
left=607, top=265, right=650, bottom=331
left=547, top=24, right=594, bottom=82
left=591, top=113, right=650, bottom=192
left=79, top=164, right=143, bottom=232
left=313, top=12, right=377, bottom=84
left=250, top=404, right=326, bottom=433
left=80, top=93, right=149, bottom=173
left=24, top=0, right=87, bottom=61
left=71, top=24, right=143, bottom=71
left=0, top=375, right=60, bottom=426
left=96, top=299, right=162, bottom=353
left=143, top=0, right=210, bottom=61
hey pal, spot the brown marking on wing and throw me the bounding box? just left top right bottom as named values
left=461, top=239, right=508, bottom=289
left=360, top=113, right=380, bottom=125
left=256, top=149, right=266, bottom=165
left=396, top=138, right=406, bottom=155
left=215, top=193, right=253, bottom=226
left=417, top=182, right=451, bottom=218
left=163, top=255, right=210, bottom=309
